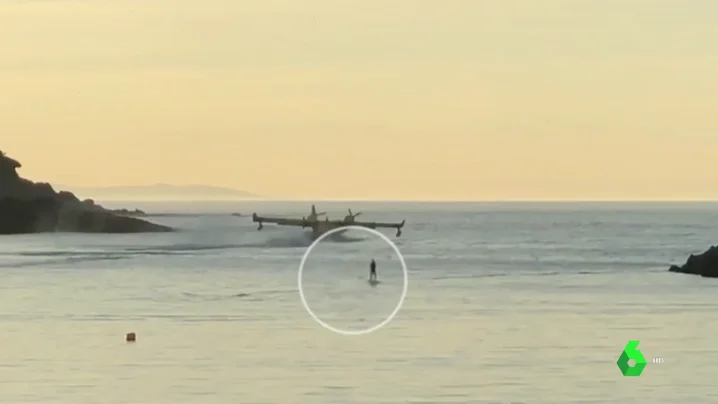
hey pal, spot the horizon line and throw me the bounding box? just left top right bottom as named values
left=89, top=197, right=718, bottom=203
left=56, top=185, right=718, bottom=203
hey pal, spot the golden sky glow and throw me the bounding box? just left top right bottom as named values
left=2, top=0, right=717, bottom=200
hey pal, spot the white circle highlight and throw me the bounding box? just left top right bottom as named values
left=297, top=225, right=408, bottom=336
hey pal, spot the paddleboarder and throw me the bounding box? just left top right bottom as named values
left=369, top=259, right=377, bottom=281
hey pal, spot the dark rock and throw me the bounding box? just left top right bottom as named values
left=0, top=150, right=172, bottom=234
left=57, top=190, right=80, bottom=204
left=0, top=197, right=170, bottom=234
left=669, top=246, right=718, bottom=278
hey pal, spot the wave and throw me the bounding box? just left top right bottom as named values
left=180, top=288, right=295, bottom=302
left=326, top=232, right=365, bottom=243
left=3, top=232, right=364, bottom=257
left=0, top=231, right=368, bottom=268
left=430, top=267, right=666, bottom=281
left=0, top=247, right=208, bottom=268
left=180, top=291, right=255, bottom=301
left=1, top=254, right=128, bottom=268
left=0, top=314, right=276, bottom=322
left=123, top=243, right=250, bottom=253
left=416, top=255, right=670, bottom=268
left=121, top=235, right=314, bottom=251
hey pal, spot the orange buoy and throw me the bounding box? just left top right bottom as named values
left=126, top=332, right=136, bottom=342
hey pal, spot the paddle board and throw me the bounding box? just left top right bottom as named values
left=368, top=279, right=380, bottom=286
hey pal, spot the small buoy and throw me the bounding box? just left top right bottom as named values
left=126, top=332, right=136, bottom=342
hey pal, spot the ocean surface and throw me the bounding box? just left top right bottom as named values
left=2, top=201, right=718, bottom=403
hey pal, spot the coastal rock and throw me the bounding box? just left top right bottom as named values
left=669, top=245, right=718, bottom=278
left=0, top=150, right=171, bottom=234
left=0, top=197, right=169, bottom=234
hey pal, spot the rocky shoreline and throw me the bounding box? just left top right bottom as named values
left=0, top=150, right=172, bottom=234
left=669, top=245, right=718, bottom=278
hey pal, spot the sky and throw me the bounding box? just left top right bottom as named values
left=1, top=0, right=717, bottom=200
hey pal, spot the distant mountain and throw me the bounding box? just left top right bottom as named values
left=61, top=184, right=259, bottom=200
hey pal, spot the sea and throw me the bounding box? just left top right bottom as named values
left=1, top=201, right=718, bottom=403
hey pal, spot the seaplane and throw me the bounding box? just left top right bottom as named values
left=251, top=205, right=406, bottom=239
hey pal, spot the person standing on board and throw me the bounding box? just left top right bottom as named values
left=369, top=259, right=377, bottom=281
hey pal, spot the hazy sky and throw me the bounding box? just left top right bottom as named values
left=2, top=0, right=717, bottom=200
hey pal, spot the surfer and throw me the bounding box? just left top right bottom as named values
left=369, top=259, right=377, bottom=281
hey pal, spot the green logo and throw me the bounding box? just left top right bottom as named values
left=617, top=340, right=647, bottom=376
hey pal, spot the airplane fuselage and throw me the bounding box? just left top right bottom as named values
left=308, top=218, right=346, bottom=239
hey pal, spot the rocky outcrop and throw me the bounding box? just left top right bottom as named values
left=0, top=150, right=172, bottom=234
left=669, top=246, right=718, bottom=278
left=0, top=197, right=169, bottom=234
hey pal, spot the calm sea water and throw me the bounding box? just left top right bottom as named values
left=2, top=201, right=718, bottom=403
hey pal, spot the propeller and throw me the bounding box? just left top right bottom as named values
left=348, top=208, right=362, bottom=218
left=310, top=205, right=326, bottom=218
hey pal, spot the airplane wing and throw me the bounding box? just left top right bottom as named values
left=350, top=219, right=406, bottom=236
left=252, top=213, right=310, bottom=228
